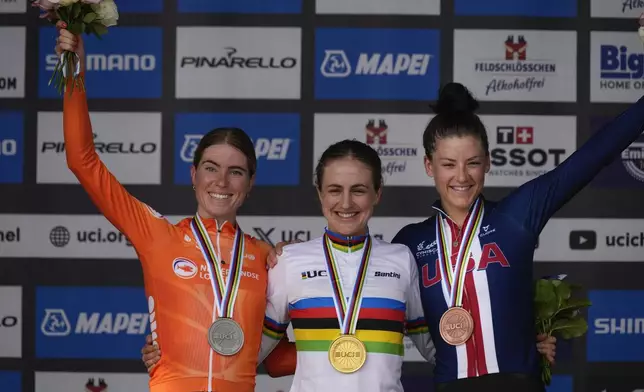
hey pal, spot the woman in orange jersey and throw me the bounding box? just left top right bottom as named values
left=55, top=25, right=295, bottom=392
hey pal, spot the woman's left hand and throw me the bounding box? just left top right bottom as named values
left=536, top=333, right=556, bottom=365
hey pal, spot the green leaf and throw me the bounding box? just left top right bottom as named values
left=556, top=308, right=580, bottom=320
left=534, top=279, right=559, bottom=321
left=555, top=280, right=571, bottom=300
left=560, top=298, right=592, bottom=311
left=83, top=12, right=97, bottom=24
left=555, top=298, right=592, bottom=318
left=67, top=22, right=83, bottom=35
left=85, top=22, right=95, bottom=36
left=536, top=300, right=558, bottom=321
left=554, top=281, right=571, bottom=309
left=552, top=317, right=588, bottom=339
left=534, top=279, right=556, bottom=303
left=92, top=22, right=108, bottom=36
left=73, top=2, right=82, bottom=19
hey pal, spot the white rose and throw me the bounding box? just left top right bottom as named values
left=91, top=0, right=119, bottom=27
left=58, top=0, right=79, bottom=6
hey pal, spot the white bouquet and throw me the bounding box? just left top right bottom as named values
left=32, top=0, right=119, bottom=94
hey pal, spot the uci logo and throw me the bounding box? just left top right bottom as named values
left=301, top=270, right=327, bottom=280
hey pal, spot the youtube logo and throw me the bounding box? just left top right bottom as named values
left=569, top=230, right=597, bottom=250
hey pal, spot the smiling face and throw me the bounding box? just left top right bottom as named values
left=425, top=135, right=490, bottom=220
left=190, top=143, right=254, bottom=224
left=317, top=157, right=381, bottom=237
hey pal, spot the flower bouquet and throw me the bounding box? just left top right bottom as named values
left=533, top=274, right=592, bottom=386
left=32, top=0, right=119, bottom=95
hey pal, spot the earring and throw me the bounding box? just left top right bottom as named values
left=192, top=185, right=195, bottom=190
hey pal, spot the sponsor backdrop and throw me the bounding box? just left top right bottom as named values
left=1, top=0, right=643, bottom=391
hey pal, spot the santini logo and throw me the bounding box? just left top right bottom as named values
left=375, top=271, right=401, bottom=279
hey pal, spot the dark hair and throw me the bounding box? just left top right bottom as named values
left=314, top=139, right=383, bottom=192
left=193, top=127, right=257, bottom=177
left=422, top=82, right=489, bottom=158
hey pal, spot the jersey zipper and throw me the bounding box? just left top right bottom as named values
left=346, top=235, right=356, bottom=254
left=215, top=221, right=224, bottom=263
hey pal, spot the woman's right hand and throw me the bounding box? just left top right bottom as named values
left=54, top=21, right=86, bottom=74
left=141, top=334, right=161, bottom=372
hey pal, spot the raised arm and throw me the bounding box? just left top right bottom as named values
left=403, top=247, right=436, bottom=364
left=59, top=28, right=167, bottom=249
left=498, top=95, right=644, bottom=235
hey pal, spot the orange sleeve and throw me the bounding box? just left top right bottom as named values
left=63, top=82, right=168, bottom=251
left=262, top=337, right=296, bottom=377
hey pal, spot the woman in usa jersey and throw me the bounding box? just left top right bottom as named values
left=392, top=81, right=644, bottom=392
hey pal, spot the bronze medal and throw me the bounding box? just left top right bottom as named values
left=439, top=307, right=474, bottom=346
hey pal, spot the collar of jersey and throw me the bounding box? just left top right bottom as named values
left=324, top=227, right=368, bottom=253
left=431, top=194, right=486, bottom=223
left=192, top=216, right=238, bottom=235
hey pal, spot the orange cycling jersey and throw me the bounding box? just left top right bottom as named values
left=63, top=88, right=296, bottom=392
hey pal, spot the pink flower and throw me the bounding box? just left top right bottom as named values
left=31, top=0, right=59, bottom=21
left=31, top=0, right=59, bottom=10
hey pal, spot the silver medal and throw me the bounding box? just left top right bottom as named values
left=208, top=318, right=244, bottom=356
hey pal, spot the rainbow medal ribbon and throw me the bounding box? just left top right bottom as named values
left=435, top=198, right=484, bottom=346
left=190, top=215, right=246, bottom=356
left=322, top=233, right=372, bottom=374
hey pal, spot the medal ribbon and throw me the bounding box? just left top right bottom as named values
left=435, top=198, right=484, bottom=308
left=190, top=215, right=245, bottom=318
left=322, top=234, right=372, bottom=335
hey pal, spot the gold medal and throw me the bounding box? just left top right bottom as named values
left=328, top=335, right=367, bottom=373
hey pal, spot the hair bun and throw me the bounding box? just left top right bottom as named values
left=432, top=82, right=479, bottom=115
